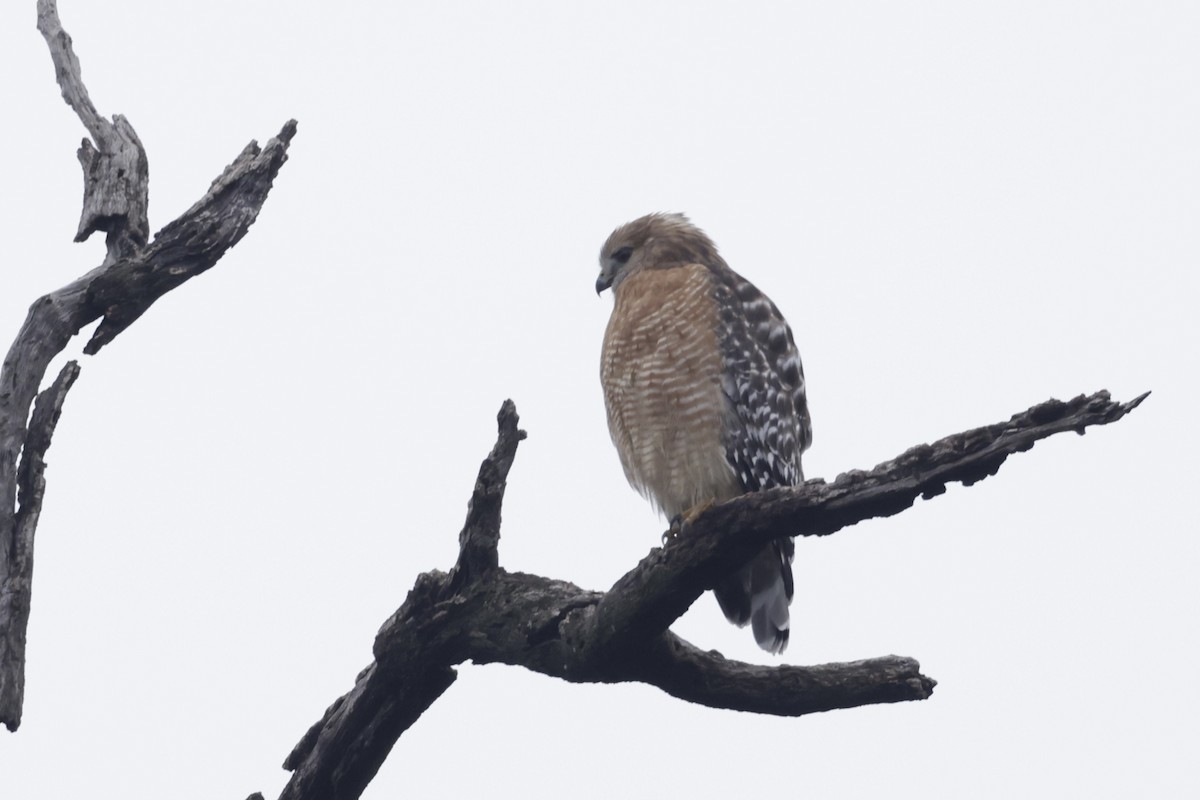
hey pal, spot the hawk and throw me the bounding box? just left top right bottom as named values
left=596, top=213, right=811, bottom=654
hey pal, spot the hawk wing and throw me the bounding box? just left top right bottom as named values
left=712, top=268, right=811, bottom=493
left=708, top=266, right=810, bottom=653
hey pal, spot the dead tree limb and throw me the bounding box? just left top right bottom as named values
left=279, top=391, right=1145, bottom=800
left=585, top=389, right=1150, bottom=656
left=0, top=0, right=295, bottom=731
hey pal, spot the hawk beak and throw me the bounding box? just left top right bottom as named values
left=595, top=273, right=612, bottom=295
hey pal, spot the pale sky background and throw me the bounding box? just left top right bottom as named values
left=1, top=1, right=1196, bottom=798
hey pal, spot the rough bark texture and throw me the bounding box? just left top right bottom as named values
left=584, top=390, right=1150, bottom=657
left=0, top=0, right=294, bottom=731
left=38, top=0, right=149, bottom=261
left=278, top=391, right=1144, bottom=800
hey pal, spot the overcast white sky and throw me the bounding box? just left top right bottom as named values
left=1, top=1, right=1196, bottom=797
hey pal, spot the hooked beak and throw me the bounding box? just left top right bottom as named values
left=595, top=273, right=613, bottom=295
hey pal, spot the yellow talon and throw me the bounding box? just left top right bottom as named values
left=663, top=499, right=717, bottom=543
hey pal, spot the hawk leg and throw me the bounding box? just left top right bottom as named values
left=663, top=499, right=717, bottom=543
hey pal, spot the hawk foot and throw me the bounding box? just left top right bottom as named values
left=663, top=499, right=717, bottom=543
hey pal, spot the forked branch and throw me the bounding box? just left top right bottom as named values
left=279, top=391, right=1144, bottom=800
left=0, top=0, right=295, bottom=731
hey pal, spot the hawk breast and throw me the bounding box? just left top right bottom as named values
left=600, top=264, right=742, bottom=519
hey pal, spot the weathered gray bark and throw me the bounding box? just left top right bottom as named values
left=0, top=0, right=295, bottom=731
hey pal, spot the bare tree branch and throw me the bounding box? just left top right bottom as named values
left=13, top=362, right=80, bottom=572
left=278, top=391, right=1144, bottom=800
left=282, top=403, right=526, bottom=798
left=0, top=362, right=80, bottom=731
left=37, top=0, right=149, bottom=261
left=584, top=390, right=1150, bottom=657
left=82, top=124, right=296, bottom=354
left=628, top=640, right=931, bottom=716
left=0, top=0, right=295, bottom=732
left=449, top=399, right=525, bottom=589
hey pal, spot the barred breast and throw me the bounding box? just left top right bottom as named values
left=600, top=263, right=742, bottom=519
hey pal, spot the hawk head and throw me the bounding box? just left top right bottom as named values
left=595, top=212, right=722, bottom=294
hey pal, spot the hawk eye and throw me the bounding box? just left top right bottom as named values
left=612, top=246, right=633, bottom=265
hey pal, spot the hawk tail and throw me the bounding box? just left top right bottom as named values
left=713, top=539, right=794, bottom=654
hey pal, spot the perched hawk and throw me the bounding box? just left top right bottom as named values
left=596, top=213, right=811, bottom=654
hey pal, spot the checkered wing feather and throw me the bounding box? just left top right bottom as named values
left=714, top=270, right=811, bottom=494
